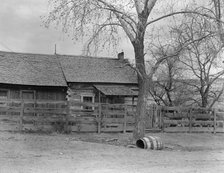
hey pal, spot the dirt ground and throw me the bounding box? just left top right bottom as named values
left=0, top=131, right=224, bottom=173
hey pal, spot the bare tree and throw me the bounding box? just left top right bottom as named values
left=148, top=43, right=188, bottom=106
left=172, top=13, right=224, bottom=108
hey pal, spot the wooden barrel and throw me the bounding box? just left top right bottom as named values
left=136, top=136, right=163, bottom=150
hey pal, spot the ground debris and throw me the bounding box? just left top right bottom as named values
left=105, top=138, right=118, bottom=142
left=126, top=144, right=137, bottom=148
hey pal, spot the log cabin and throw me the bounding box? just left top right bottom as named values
left=0, top=51, right=67, bottom=103
left=0, top=51, right=138, bottom=112
left=58, top=52, right=138, bottom=109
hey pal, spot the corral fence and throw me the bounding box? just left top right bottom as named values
left=0, top=99, right=68, bottom=132
left=157, top=106, right=224, bottom=133
left=0, top=99, right=157, bottom=133
left=1, top=99, right=223, bottom=133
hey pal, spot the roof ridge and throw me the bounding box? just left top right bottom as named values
left=0, top=50, right=120, bottom=60
left=59, top=54, right=118, bottom=60
left=0, top=50, right=56, bottom=57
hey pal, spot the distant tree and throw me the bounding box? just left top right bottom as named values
left=173, top=13, right=224, bottom=108
left=148, top=42, right=187, bottom=106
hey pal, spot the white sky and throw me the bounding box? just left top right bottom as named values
left=0, top=0, right=206, bottom=60
left=0, top=0, right=133, bottom=58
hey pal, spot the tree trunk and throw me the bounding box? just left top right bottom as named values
left=132, top=40, right=149, bottom=141
left=201, top=96, right=208, bottom=107
left=201, top=90, right=209, bottom=107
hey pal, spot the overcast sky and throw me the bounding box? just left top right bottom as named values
left=0, top=0, right=133, bottom=58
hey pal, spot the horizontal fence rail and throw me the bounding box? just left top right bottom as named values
left=0, top=98, right=223, bottom=133
left=159, top=106, right=224, bottom=133
left=0, top=99, right=138, bottom=133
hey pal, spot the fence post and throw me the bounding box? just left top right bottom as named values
left=154, top=105, right=157, bottom=128
left=189, top=108, right=192, bottom=133
left=161, top=107, right=164, bottom=132
left=123, top=105, right=127, bottom=133
left=19, top=101, right=24, bottom=132
left=213, top=108, right=216, bottom=134
left=158, top=106, right=162, bottom=130
left=97, top=103, right=101, bottom=133
left=65, top=101, right=70, bottom=133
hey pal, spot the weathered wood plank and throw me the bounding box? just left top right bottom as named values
left=123, top=105, right=127, bottom=133
left=70, top=123, right=98, bottom=132
left=0, top=116, right=19, bottom=123
left=24, top=107, right=67, bottom=114
left=101, top=110, right=125, bottom=116
left=0, top=99, right=21, bottom=103
left=0, top=107, right=21, bottom=113
left=192, top=120, right=214, bottom=125
left=162, top=106, right=180, bottom=111
left=0, top=99, right=67, bottom=104
left=102, top=118, right=124, bottom=124
left=19, top=102, right=24, bottom=131
left=192, top=114, right=213, bottom=120
left=101, top=124, right=124, bottom=132
left=163, top=119, right=189, bottom=125
left=70, top=111, right=98, bottom=117
left=163, top=113, right=189, bottom=119
left=214, top=109, right=216, bottom=134
left=68, top=118, right=97, bottom=124
left=98, top=104, right=101, bottom=133
left=216, top=112, right=224, bottom=120
left=69, top=100, right=99, bottom=107
left=22, top=116, right=65, bottom=123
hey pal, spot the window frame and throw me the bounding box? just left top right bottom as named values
left=0, top=89, right=9, bottom=99
left=21, top=90, right=36, bottom=100
left=81, top=93, right=95, bottom=111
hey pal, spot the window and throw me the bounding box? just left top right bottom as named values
left=21, top=91, right=35, bottom=100
left=0, top=90, right=8, bottom=115
left=83, top=96, right=93, bottom=103
left=81, top=95, right=95, bottom=111
left=0, top=90, right=8, bottom=99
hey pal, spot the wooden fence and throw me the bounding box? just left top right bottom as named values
left=0, top=99, right=140, bottom=133
left=159, top=106, right=224, bottom=133
left=0, top=99, right=68, bottom=132
left=1, top=99, right=223, bottom=133
left=68, top=101, right=137, bottom=133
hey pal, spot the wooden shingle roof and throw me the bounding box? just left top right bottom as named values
left=0, top=51, right=137, bottom=86
left=59, top=55, right=138, bottom=84
left=94, top=85, right=138, bottom=96
left=0, top=51, right=67, bottom=86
